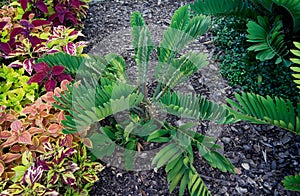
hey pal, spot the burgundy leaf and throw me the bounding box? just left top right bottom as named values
left=62, top=171, right=76, bottom=185
left=58, top=13, right=65, bottom=24
left=31, top=19, right=50, bottom=27
left=0, top=21, right=7, bottom=31
left=34, top=62, right=50, bottom=72
left=29, top=36, right=42, bottom=47
left=20, top=19, right=30, bottom=27
left=49, top=173, right=59, bottom=185
left=10, top=27, right=25, bottom=38
left=57, top=73, right=73, bottom=82
left=24, top=58, right=35, bottom=75
left=47, top=14, right=58, bottom=24
left=69, top=30, right=79, bottom=37
left=52, top=66, right=65, bottom=76
left=36, top=0, right=49, bottom=13
left=71, top=0, right=80, bottom=8
left=63, top=42, right=76, bottom=55
left=46, top=49, right=60, bottom=54
left=28, top=72, right=47, bottom=84
left=19, top=0, right=29, bottom=11
left=0, top=42, right=12, bottom=54
left=45, top=79, right=57, bottom=92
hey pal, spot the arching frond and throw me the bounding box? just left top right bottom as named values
left=272, top=0, right=300, bottom=33
left=105, top=53, right=129, bottom=83
left=159, top=92, right=235, bottom=124
left=191, top=0, right=258, bottom=19
left=290, top=42, right=300, bottom=90
left=154, top=52, right=208, bottom=100
left=152, top=132, right=211, bottom=196
left=130, top=12, right=154, bottom=90
left=247, top=16, right=290, bottom=66
left=54, top=80, right=144, bottom=134
left=154, top=8, right=210, bottom=99
left=226, top=92, right=300, bottom=134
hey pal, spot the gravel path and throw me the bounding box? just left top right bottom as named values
left=82, top=1, right=300, bottom=195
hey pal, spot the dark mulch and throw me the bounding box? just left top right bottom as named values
left=82, top=1, right=300, bottom=195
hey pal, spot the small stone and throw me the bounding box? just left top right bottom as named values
left=221, top=137, right=232, bottom=144
left=231, top=126, right=239, bottom=133
left=236, top=187, right=248, bottom=194
left=282, top=135, right=291, bottom=144
left=219, top=187, right=227, bottom=194
left=241, top=163, right=250, bottom=170
left=243, top=145, right=251, bottom=151
left=234, top=167, right=242, bottom=175
left=242, top=125, right=250, bottom=130
left=263, top=182, right=272, bottom=190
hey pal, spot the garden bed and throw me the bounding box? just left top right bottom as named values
left=82, top=1, right=300, bottom=195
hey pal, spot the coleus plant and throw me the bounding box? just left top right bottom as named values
left=27, top=62, right=72, bottom=92
left=0, top=65, right=38, bottom=112
left=19, top=0, right=91, bottom=27
left=0, top=80, right=103, bottom=195
left=0, top=2, right=87, bottom=74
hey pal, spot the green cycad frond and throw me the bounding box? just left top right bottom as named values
left=130, top=12, right=154, bottom=88
left=105, top=53, right=129, bottom=82
left=155, top=52, right=208, bottom=99
left=247, top=16, right=290, bottom=66
left=54, top=80, right=144, bottom=134
left=282, top=173, right=300, bottom=191
left=290, top=42, right=300, bottom=90
left=226, top=92, right=300, bottom=134
left=191, top=0, right=258, bottom=19
left=272, top=0, right=300, bottom=33
left=152, top=132, right=211, bottom=196
left=157, top=5, right=210, bottom=65
left=152, top=128, right=234, bottom=196
left=159, top=92, right=235, bottom=124
left=155, top=6, right=210, bottom=98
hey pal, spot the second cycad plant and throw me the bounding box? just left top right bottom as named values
left=53, top=5, right=236, bottom=196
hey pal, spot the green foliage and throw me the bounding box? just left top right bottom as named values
left=226, top=92, right=300, bottom=135
left=211, top=16, right=299, bottom=105
left=247, top=16, right=290, bottom=66
left=271, top=0, right=300, bottom=33
left=54, top=6, right=235, bottom=195
left=191, top=0, right=257, bottom=19
left=191, top=0, right=300, bottom=65
left=290, top=42, right=300, bottom=90
left=0, top=65, right=38, bottom=112
left=282, top=173, right=300, bottom=191
left=159, top=92, right=235, bottom=124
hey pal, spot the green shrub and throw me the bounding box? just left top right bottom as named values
left=211, top=16, right=300, bottom=104
left=51, top=6, right=236, bottom=196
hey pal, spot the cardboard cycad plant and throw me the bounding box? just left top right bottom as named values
left=51, top=6, right=236, bottom=195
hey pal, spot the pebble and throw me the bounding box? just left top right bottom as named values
left=230, top=126, right=239, bottom=133
left=221, top=137, right=232, bottom=144
left=241, top=163, right=250, bottom=170
left=236, top=187, right=248, bottom=194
